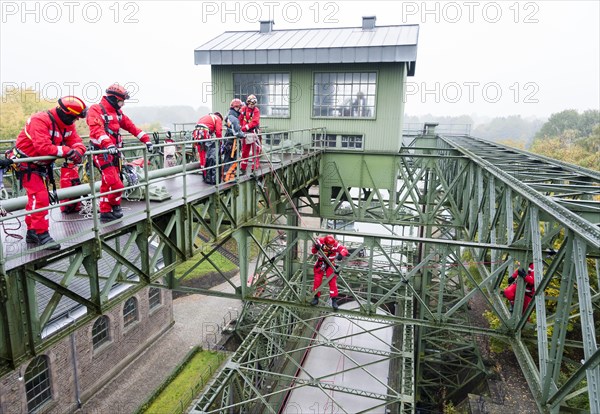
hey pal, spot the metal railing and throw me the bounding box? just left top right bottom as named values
left=403, top=123, right=471, bottom=136
left=0, top=128, right=326, bottom=263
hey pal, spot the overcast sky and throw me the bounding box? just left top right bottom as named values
left=1, top=0, right=598, bottom=119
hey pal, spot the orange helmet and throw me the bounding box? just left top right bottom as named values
left=230, top=98, right=243, bottom=108
left=106, top=83, right=130, bottom=100
left=246, top=94, right=257, bottom=105
left=324, top=235, right=336, bottom=246
left=57, top=96, right=87, bottom=118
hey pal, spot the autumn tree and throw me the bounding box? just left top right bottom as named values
left=530, top=110, right=600, bottom=170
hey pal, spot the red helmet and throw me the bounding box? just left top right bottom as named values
left=246, top=94, right=257, bottom=105
left=57, top=96, right=87, bottom=118
left=324, top=235, right=336, bottom=246
left=106, top=83, right=130, bottom=100
left=230, top=98, right=242, bottom=108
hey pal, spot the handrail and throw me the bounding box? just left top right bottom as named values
left=0, top=127, right=325, bottom=261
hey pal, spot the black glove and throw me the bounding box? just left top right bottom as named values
left=334, top=266, right=341, bottom=274
left=507, top=276, right=515, bottom=285
left=146, top=142, right=154, bottom=152
left=0, top=158, right=14, bottom=168
left=518, top=268, right=527, bottom=278
left=106, top=145, right=119, bottom=155
left=66, top=149, right=83, bottom=164
left=314, top=242, right=323, bottom=251
left=336, top=253, right=343, bottom=261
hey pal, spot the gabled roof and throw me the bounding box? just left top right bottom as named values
left=194, top=23, right=419, bottom=75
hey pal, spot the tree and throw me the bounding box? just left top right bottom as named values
left=530, top=110, right=599, bottom=170
left=535, top=109, right=599, bottom=140
left=0, top=87, right=54, bottom=141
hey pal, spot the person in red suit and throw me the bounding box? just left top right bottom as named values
left=86, top=83, right=152, bottom=221
left=503, top=262, right=535, bottom=314
left=239, top=95, right=260, bottom=174
left=15, top=96, right=88, bottom=249
left=194, top=112, right=223, bottom=184
left=310, top=234, right=349, bottom=310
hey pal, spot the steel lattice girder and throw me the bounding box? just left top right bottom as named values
left=194, top=138, right=598, bottom=413
left=0, top=153, right=320, bottom=373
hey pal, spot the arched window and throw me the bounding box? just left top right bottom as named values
left=92, top=316, right=110, bottom=349
left=149, top=288, right=161, bottom=310
left=25, top=356, right=52, bottom=412
left=123, top=297, right=138, bottom=327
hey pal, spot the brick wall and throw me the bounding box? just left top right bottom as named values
left=0, top=287, right=173, bottom=414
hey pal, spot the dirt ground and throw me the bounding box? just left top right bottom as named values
left=467, top=292, right=540, bottom=413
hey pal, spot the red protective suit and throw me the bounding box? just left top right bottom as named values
left=194, top=113, right=223, bottom=167
left=87, top=97, right=149, bottom=213
left=60, top=163, right=81, bottom=212
left=196, top=113, right=223, bottom=184
left=15, top=108, right=87, bottom=233
left=239, top=105, right=260, bottom=172
left=503, top=264, right=535, bottom=314
left=311, top=236, right=349, bottom=298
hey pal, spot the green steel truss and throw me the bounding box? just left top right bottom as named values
left=1, top=131, right=599, bottom=413
left=0, top=152, right=320, bottom=371
left=194, top=134, right=598, bottom=412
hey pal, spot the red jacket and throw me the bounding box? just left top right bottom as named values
left=197, top=113, right=223, bottom=138
left=239, top=105, right=260, bottom=132
left=311, top=236, right=349, bottom=263
left=15, top=108, right=86, bottom=164
left=87, top=96, right=149, bottom=149
left=511, top=267, right=536, bottom=296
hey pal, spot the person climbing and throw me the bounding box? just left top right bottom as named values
left=503, top=262, right=535, bottom=314
left=310, top=234, right=349, bottom=310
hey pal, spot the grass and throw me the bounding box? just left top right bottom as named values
left=142, top=350, right=224, bottom=414
left=175, top=245, right=239, bottom=281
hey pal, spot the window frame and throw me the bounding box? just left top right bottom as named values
left=123, top=297, right=138, bottom=328
left=311, top=133, right=364, bottom=150
left=312, top=71, right=378, bottom=119
left=233, top=72, right=291, bottom=118
left=148, top=287, right=161, bottom=310
left=25, top=356, right=52, bottom=413
left=91, top=316, right=110, bottom=350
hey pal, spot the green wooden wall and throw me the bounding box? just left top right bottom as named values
left=210, top=62, right=407, bottom=153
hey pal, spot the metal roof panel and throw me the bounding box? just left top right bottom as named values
left=194, top=24, right=419, bottom=67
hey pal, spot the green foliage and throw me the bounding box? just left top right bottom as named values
left=0, top=87, right=55, bottom=143
left=142, top=350, right=224, bottom=414
left=443, top=400, right=459, bottom=414
left=175, top=247, right=238, bottom=280
left=482, top=310, right=508, bottom=354
left=530, top=109, right=600, bottom=170
left=535, top=109, right=599, bottom=140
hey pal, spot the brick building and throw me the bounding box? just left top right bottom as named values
left=0, top=287, right=173, bottom=413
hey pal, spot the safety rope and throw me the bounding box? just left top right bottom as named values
left=0, top=203, right=23, bottom=240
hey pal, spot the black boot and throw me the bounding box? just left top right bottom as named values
left=100, top=212, right=119, bottom=222
left=310, top=295, right=319, bottom=306
left=26, top=230, right=39, bottom=244
left=62, top=204, right=79, bottom=214
left=37, top=232, right=61, bottom=250
left=331, top=297, right=339, bottom=311
left=112, top=205, right=123, bottom=218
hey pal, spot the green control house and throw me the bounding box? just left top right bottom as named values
left=194, top=16, right=419, bottom=153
